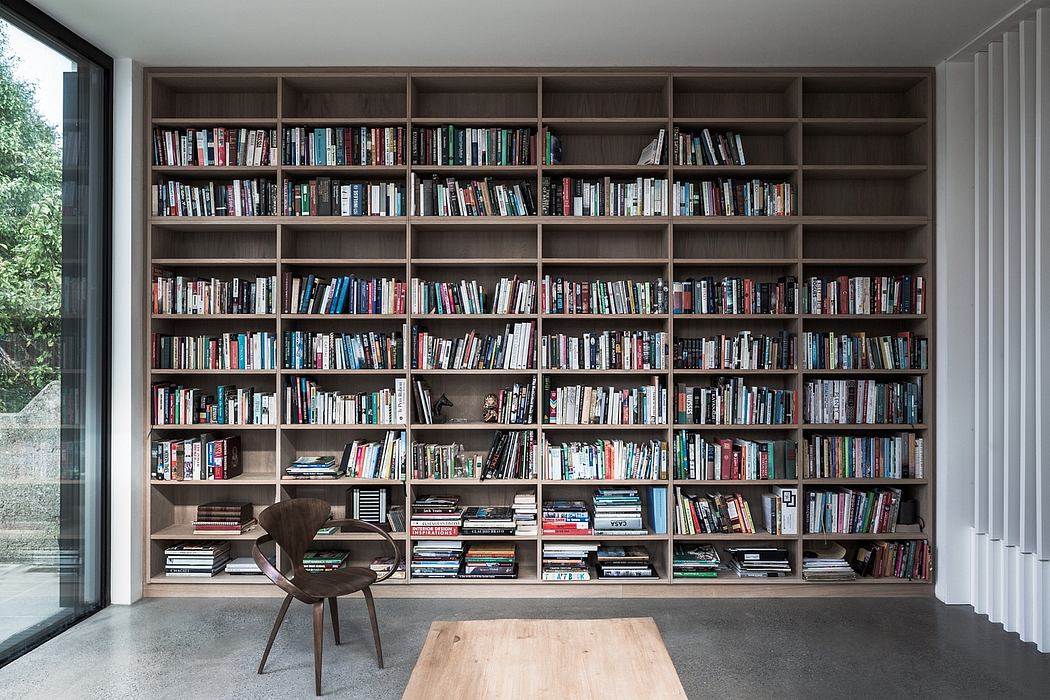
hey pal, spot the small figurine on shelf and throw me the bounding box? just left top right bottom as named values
left=433, top=394, right=453, bottom=424
left=482, top=393, right=499, bottom=423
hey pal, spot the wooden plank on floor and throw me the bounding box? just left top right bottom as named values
left=402, top=617, right=688, bottom=699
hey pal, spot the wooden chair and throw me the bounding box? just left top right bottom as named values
left=252, top=498, right=401, bottom=696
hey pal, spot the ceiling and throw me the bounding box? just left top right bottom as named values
left=31, top=0, right=1023, bottom=66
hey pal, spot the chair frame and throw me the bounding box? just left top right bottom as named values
left=252, top=498, right=401, bottom=696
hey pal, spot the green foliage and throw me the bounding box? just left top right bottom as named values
left=0, top=26, right=62, bottom=412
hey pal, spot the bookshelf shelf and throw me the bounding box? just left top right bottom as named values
left=144, top=67, right=934, bottom=596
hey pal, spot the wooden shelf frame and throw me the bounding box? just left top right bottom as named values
left=144, top=67, right=934, bottom=595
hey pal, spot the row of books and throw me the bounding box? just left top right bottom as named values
left=674, top=331, right=795, bottom=370
left=801, top=331, right=928, bottom=370
left=805, top=433, right=924, bottom=479
left=283, top=330, right=403, bottom=370
left=487, top=379, right=538, bottom=424
left=152, top=127, right=275, bottom=167
left=544, top=440, right=668, bottom=480
left=673, top=179, right=795, bottom=217
left=540, top=276, right=669, bottom=315
left=674, top=378, right=796, bottom=425
left=673, top=434, right=797, bottom=480
left=283, top=274, right=406, bottom=315
left=673, top=128, right=748, bottom=166
left=151, top=332, right=278, bottom=370
left=543, top=381, right=667, bottom=425
left=151, top=435, right=241, bottom=480
left=541, top=177, right=669, bottom=217
left=409, top=277, right=536, bottom=315
left=284, top=376, right=406, bottom=425
left=410, top=432, right=537, bottom=480
left=671, top=276, right=798, bottom=315
left=151, top=272, right=276, bottom=315
left=151, top=383, right=276, bottom=425
left=414, top=176, right=537, bottom=216
left=802, top=275, right=926, bottom=315
left=675, top=541, right=928, bottom=580
left=282, top=126, right=406, bottom=166
left=284, top=432, right=408, bottom=480
left=411, top=322, right=535, bottom=370
left=541, top=330, right=668, bottom=370
left=412, top=126, right=534, bottom=166
left=802, top=378, right=923, bottom=425
left=674, top=489, right=759, bottom=534
left=151, top=179, right=278, bottom=217
left=805, top=487, right=903, bottom=534
left=282, top=179, right=405, bottom=217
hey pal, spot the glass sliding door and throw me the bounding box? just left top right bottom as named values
left=0, top=1, right=109, bottom=665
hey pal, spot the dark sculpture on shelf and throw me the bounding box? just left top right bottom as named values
left=433, top=393, right=453, bottom=423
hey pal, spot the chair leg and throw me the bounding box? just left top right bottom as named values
left=258, top=593, right=293, bottom=674
left=328, top=597, right=341, bottom=645
left=313, top=601, right=325, bottom=696
left=363, top=586, right=383, bottom=669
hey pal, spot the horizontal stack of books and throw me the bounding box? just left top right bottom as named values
left=595, top=546, right=657, bottom=579
left=542, top=542, right=597, bottom=581
left=226, top=555, right=270, bottom=576
left=725, top=546, right=791, bottom=578
left=672, top=544, right=721, bottom=578
left=285, top=455, right=342, bottom=480
left=461, top=506, right=516, bottom=536
left=370, top=556, right=406, bottom=580
left=164, top=541, right=230, bottom=577
left=411, top=541, right=464, bottom=579
left=512, top=491, right=537, bottom=535
left=460, top=544, right=517, bottom=579
left=192, top=501, right=257, bottom=535
left=802, top=542, right=856, bottom=581
left=303, top=550, right=349, bottom=573
left=593, top=488, right=647, bottom=536
left=542, top=500, right=591, bottom=536
left=409, top=495, right=462, bottom=536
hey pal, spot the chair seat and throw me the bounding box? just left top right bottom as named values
left=290, top=566, right=378, bottom=599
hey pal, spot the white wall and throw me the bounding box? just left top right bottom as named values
left=110, top=57, right=144, bottom=604
left=937, top=7, right=1050, bottom=652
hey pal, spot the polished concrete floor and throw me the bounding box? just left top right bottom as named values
left=1, top=596, right=1048, bottom=699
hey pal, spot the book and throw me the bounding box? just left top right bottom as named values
left=411, top=322, right=535, bottom=370
left=672, top=543, right=720, bottom=578
left=339, top=431, right=407, bottom=480
left=543, top=381, right=666, bottom=425
left=725, top=547, right=791, bottom=577
left=283, top=179, right=404, bottom=217
left=762, top=487, right=798, bottom=535
left=151, top=270, right=275, bottom=315
left=153, top=178, right=278, bottom=217
left=541, top=177, right=668, bottom=216
left=350, top=487, right=390, bottom=524
left=595, top=545, right=657, bottom=578
left=674, top=378, right=795, bottom=426
left=542, top=330, right=668, bottom=371
left=284, top=376, right=402, bottom=425
left=672, top=277, right=798, bottom=315
left=802, top=542, right=856, bottom=581
left=283, top=330, right=403, bottom=370
left=803, top=378, right=923, bottom=425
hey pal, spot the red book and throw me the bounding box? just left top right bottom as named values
left=718, top=438, right=733, bottom=480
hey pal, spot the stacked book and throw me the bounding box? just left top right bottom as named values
left=512, top=491, right=538, bottom=535
left=460, top=544, right=518, bottom=579
left=303, top=550, right=349, bottom=573
left=461, top=506, right=516, bottom=536
left=285, top=455, right=342, bottom=480
left=226, top=556, right=269, bottom=576
left=725, top=546, right=791, bottom=577
left=672, top=544, right=721, bottom=578
left=802, top=542, right=857, bottom=581
left=370, top=556, right=406, bottom=580
left=541, top=542, right=597, bottom=581
left=595, top=546, right=657, bottom=579
left=192, top=501, right=257, bottom=535
left=541, top=500, right=591, bottom=536
left=409, top=495, right=462, bottom=536
left=593, top=488, right=648, bottom=536
left=411, top=540, right=465, bottom=579
left=164, top=541, right=230, bottom=577
left=386, top=505, right=406, bottom=532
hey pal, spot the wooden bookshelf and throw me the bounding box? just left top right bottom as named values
left=143, top=68, right=933, bottom=596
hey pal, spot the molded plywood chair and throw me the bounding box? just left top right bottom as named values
left=253, top=498, right=400, bottom=696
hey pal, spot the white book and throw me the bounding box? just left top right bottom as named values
left=773, top=486, right=798, bottom=535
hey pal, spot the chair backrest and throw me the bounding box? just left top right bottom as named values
left=258, top=498, right=332, bottom=573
